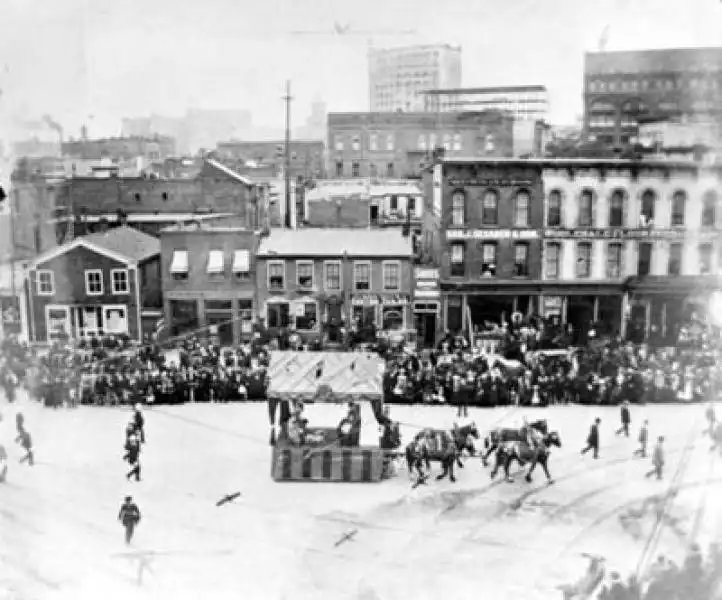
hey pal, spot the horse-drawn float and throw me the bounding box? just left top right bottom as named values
left=267, top=351, right=401, bottom=483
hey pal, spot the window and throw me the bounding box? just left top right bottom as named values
left=324, top=261, right=341, bottom=291
left=232, top=250, right=250, bottom=280
left=452, top=134, right=462, bottom=151
left=353, top=262, right=371, bottom=290
left=335, top=161, right=344, bottom=177
left=547, top=190, right=562, bottom=227
left=382, top=305, right=404, bottom=331
left=296, top=261, right=314, bottom=289
left=351, top=135, right=360, bottom=151
left=418, top=135, right=427, bottom=150
left=482, top=190, right=498, bottom=225
left=668, top=243, right=682, bottom=275
left=699, top=243, right=713, bottom=274
left=386, top=162, right=394, bottom=177
left=352, top=161, right=360, bottom=177
left=638, top=242, right=652, bottom=276
left=640, top=190, right=656, bottom=226
left=334, top=135, right=343, bottom=151
left=576, top=243, right=592, bottom=278
left=170, top=250, right=189, bottom=281
left=386, top=134, right=394, bottom=150
left=111, top=269, right=129, bottom=294
left=513, top=243, right=529, bottom=276
left=369, top=163, right=377, bottom=178
left=207, top=250, right=224, bottom=274
left=451, top=191, right=466, bottom=226
left=671, top=191, right=686, bottom=227
left=443, top=134, right=451, bottom=151
left=295, top=302, right=318, bottom=330
left=383, top=262, right=400, bottom=290
left=37, top=270, right=54, bottom=295
left=450, top=243, right=465, bottom=277
left=429, top=133, right=437, bottom=149
left=267, top=302, right=290, bottom=328
left=85, top=270, right=103, bottom=295
left=481, top=243, right=497, bottom=277
left=268, top=261, right=285, bottom=290
left=609, top=190, right=625, bottom=227
left=514, top=190, right=530, bottom=226
left=369, top=134, right=378, bottom=151
left=408, top=196, right=417, bottom=218
left=607, top=243, right=622, bottom=278
left=390, top=195, right=398, bottom=211
left=702, top=191, right=717, bottom=227
left=545, top=243, right=561, bottom=279
left=104, top=306, right=128, bottom=334
left=579, top=189, right=594, bottom=226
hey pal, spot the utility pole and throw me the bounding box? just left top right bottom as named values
left=283, top=81, right=293, bottom=229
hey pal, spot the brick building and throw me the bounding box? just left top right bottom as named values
left=25, top=227, right=162, bottom=343
left=583, top=47, right=722, bottom=146
left=215, top=140, right=325, bottom=179
left=327, top=111, right=516, bottom=179
left=62, top=136, right=176, bottom=161
left=256, top=229, right=414, bottom=343
left=421, top=158, right=545, bottom=336
left=160, top=222, right=259, bottom=345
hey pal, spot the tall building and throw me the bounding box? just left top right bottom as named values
left=422, top=85, right=549, bottom=122
left=583, top=47, right=722, bottom=146
left=368, top=45, right=462, bottom=112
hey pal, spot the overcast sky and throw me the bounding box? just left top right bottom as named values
left=2, top=0, right=722, bottom=139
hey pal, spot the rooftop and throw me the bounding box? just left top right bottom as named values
left=585, top=47, right=722, bottom=74
left=257, top=228, right=413, bottom=257
left=422, top=85, right=548, bottom=95
left=440, top=157, right=700, bottom=169
left=83, top=226, right=160, bottom=262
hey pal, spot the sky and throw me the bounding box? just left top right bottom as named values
left=1, top=0, right=722, bottom=140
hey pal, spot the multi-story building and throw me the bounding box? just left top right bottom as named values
left=215, top=140, right=325, bottom=179
left=368, top=44, right=462, bottom=112
left=256, top=229, right=414, bottom=343
left=421, top=85, right=549, bottom=122
left=583, top=47, right=722, bottom=146
left=421, top=158, right=545, bottom=338
left=160, top=221, right=259, bottom=345
left=62, top=136, right=177, bottom=162
left=541, top=158, right=722, bottom=343
left=327, top=111, right=516, bottom=179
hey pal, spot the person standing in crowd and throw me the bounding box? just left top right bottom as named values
left=646, top=436, right=665, bottom=480
left=17, top=428, right=34, bottom=466
left=634, top=419, right=649, bottom=458
left=123, top=434, right=142, bottom=482
left=615, top=400, right=631, bottom=437
left=132, top=404, right=145, bottom=444
left=581, top=418, right=601, bottom=459
left=118, top=495, right=141, bottom=544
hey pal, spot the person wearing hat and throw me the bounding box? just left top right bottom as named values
left=123, top=434, right=142, bottom=482
left=581, top=418, right=601, bottom=459
left=615, top=400, right=631, bottom=437
left=118, top=495, right=141, bottom=545
left=132, top=404, right=145, bottom=444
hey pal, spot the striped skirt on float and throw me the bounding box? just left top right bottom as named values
left=271, top=446, right=386, bottom=482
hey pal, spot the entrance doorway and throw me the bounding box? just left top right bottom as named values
left=414, top=313, right=437, bottom=347
left=369, top=205, right=379, bottom=226
left=567, top=296, right=595, bottom=344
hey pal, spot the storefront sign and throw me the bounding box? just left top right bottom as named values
left=351, top=294, right=410, bottom=306
left=447, top=179, right=534, bottom=186
left=543, top=296, right=563, bottom=317
left=414, top=289, right=440, bottom=298
left=447, top=229, right=539, bottom=240
left=543, top=228, right=718, bottom=240
left=414, top=267, right=440, bottom=299
left=414, top=268, right=440, bottom=281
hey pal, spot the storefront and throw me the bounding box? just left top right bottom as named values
left=349, top=293, right=411, bottom=332
left=412, top=267, right=441, bottom=347
left=265, top=295, right=321, bottom=341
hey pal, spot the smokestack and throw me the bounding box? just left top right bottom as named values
left=42, top=114, right=64, bottom=144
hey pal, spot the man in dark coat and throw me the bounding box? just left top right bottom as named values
left=581, top=417, right=601, bottom=459
left=615, top=401, right=631, bottom=437
left=123, top=435, right=142, bottom=481
left=118, top=495, right=141, bottom=544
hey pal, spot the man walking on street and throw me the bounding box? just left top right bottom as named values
left=615, top=401, right=631, bottom=437
left=17, top=429, right=33, bottom=466
left=581, top=418, right=601, bottom=459
left=645, top=436, right=665, bottom=480
left=118, top=495, right=141, bottom=544
left=634, top=419, right=649, bottom=458
left=123, top=434, right=141, bottom=482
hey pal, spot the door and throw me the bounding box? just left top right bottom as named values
left=46, top=306, right=71, bottom=342
left=369, top=205, right=379, bottom=226
left=422, top=314, right=436, bottom=347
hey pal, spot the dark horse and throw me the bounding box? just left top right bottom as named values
left=490, top=431, right=562, bottom=484
left=405, top=423, right=480, bottom=484
left=481, top=419, right=548, bottom=467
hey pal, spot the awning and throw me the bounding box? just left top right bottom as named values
left=170, top=250, right=189, bottom=274
left=207, top=250, right=224, bottom=274
left=233, top=250, right=250, bottom=273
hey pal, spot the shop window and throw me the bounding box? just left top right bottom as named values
left=671, top=191, right=686, bottom=227
left=609, top=190, right=625, bottom=227
left=702, top=190, right=717, bottom=227
left=668, top=243, right=682, bottom=276
left=268, top=261, right=286, bottom=290
left=545, top=242, right=561, bottom=279
left=267, top=302, right=290, bottom=328
left=170, top=299, right=198, bottom=337
left=451, top=190, right=466, bottom=226
left=482, top=190, right=498, bottom=225
left=699, top=243, right=713, bottom=274
left=296, top=261, right=314, bottom=289
left=381, top=306, right=404, bottom=331
left=514, top=190, right=530, bottom=227
left=481, top=243, right=497, bottom=277
left=640, top=190, right=656, bottom=226
left=607, top=243, right=622, bottom=278
left=575, top=243, right=592, bottom=278
left=547, top=190, right=562, bottom=227
left=513, top=243, right=529, bottom=276
left=638, top=242, right=652, bottom=276
left=450, top=243, right=465, bottom=277
left=383, top=262, right=400, bottom=290
left=352, top=305, right=376, bottom=327
left=579, top=189, right=595, bottom=227
left=295, top=302, right=318, bottom=330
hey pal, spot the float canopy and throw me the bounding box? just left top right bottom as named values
left=267, top=351, right=383, bottom=403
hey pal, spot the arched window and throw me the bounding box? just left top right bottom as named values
left=671, top=190, right=687, bottom=227
left=482, top=190, right=498, bottom=225
left=547, top=190, right=563, bottom=227
left=702, top=190, right=717, bottom=227
left=609, top=189, right=625, bottom=227
left=514, top=190, right=531, bottom=227
left=640, top=189, right=656, bottom=226
left=451, top=190, right=466, bottom=226
left=579, top=189, right=595, bottom=227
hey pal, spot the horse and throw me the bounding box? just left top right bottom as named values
left=490, top=431, right=562, bottom=483
left=481, top=419, right=548, bottom=466
left=404, top=423, right=479, bottom=484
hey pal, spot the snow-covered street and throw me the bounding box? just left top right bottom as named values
left=1, top=395, right=720, bottom=600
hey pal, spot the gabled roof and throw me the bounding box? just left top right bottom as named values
left=30, top=226, right=160, bottom=268
left=205, top=158, right=254, bottom=187
left=257, top=228, right=413, bottom=258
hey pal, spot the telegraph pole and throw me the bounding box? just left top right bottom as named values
left=283, top=81, right=293, bottom=229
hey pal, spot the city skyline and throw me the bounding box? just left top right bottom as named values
left=2, top=0, right=722, bottom=143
